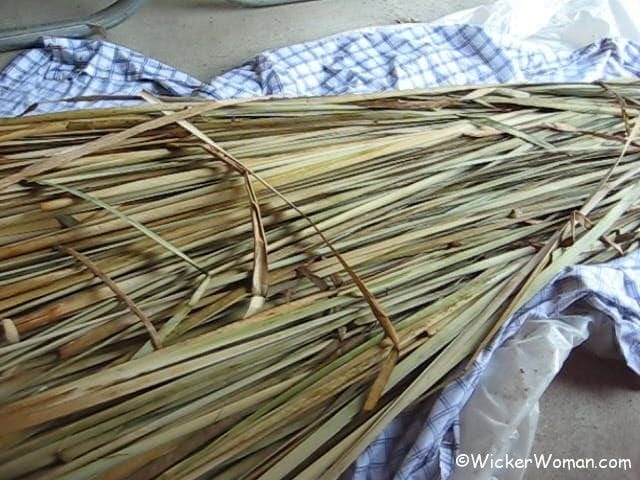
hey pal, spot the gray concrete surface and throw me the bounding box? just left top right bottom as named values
left=529, top=349, right=639, bottom=480
left=0, top=1, right=639, bottom=479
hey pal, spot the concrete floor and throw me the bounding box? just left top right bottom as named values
left=530, top=349, right=639, bottom=480
left=0, top=1, right=638, bottom=479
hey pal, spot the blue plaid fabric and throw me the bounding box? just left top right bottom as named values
left=1, top=23, right=639, bottom=480
left=2, top=25, right=640, bottom=115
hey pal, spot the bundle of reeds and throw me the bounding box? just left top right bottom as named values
left=1, top=82, right=639, bottom=479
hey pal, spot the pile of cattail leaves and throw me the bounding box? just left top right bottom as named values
left=1, top=81, right=640, bottom=480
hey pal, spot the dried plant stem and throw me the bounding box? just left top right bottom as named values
left=1, top=81, right=640, bottom=480
left=59, top=246, right=162, bottom=350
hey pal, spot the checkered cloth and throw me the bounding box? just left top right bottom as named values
left=2, top=25, right=640, bottom=115
left=1, top=23, right=639, bottom=480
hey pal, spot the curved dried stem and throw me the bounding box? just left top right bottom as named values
left=60, top=246, right=162, bottom=351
